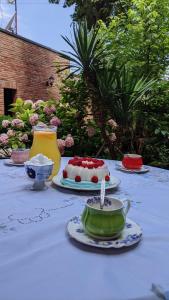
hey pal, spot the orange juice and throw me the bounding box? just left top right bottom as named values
left=29, top=126, right=61, bottom=178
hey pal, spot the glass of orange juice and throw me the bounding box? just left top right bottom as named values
left=29, top=125, right=61, bottom=178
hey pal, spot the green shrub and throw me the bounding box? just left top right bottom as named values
left=57, top=77, right=107, bottom=158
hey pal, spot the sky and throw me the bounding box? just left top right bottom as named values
left=0, top=0, right=74, bottom=51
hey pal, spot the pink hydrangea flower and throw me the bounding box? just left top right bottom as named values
left=65, top=134, right=74, bottom=148
left=7, top=129, right=15, bottom=137
left=0, top=134, right=9, bottom=145
left=20, top=133, right=28, bottom=142
left=107, top=119, right=118, bottom=128
left=43, top=106, right=51, bottom=115
left=86, top=126, right=96, bottom=137
left=36, top=99, right=44, bottom=103
left=109, top=133, right=117, bottom=143
left=11, top=119, right=24, bottom=128
left=50, top=105, right=56, bottom=113
left=50, top=117, right=61, bottom=127
left=24, top=100, right=33, bottom=106
left=57, top=139, right=65, bottom=155
left=29, top=114, right=39, bottom=126
left=33, top=100, right=44, bottom=108
left=2, top=120, right=11, bottom=128
left=43, top=104, right=56, bottom=115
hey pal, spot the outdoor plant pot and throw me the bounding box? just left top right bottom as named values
left=11, top=149, right=30, bottom=164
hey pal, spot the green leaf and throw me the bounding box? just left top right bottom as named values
left=155, top=128, right=160, bottom=134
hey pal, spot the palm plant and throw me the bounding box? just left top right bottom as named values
left=58, top=21, right=104, bottom=75
left=96, top=64, right=156, bottom=152
left=97, top=65, right=156, bottom=126
left=57, top=21, right=115, bottom=154
left=57, top=21, right=155, bottom=157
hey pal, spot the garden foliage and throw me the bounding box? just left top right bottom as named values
left=54, top=0, right=169, bottom=167
left=0, top=99, right=74, bottom=157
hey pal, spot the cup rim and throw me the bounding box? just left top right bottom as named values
left=24, top=161, right=54, bottom=167
left=86, top=196, right=124, bottom=212
left=123, top=153, right=142, bottom=158
left=12, top=148, right=30, bottom=153
left=33, top=125, right=57, bottom=132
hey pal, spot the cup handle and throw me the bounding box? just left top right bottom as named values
left=123, top=199, right=131, bottom=216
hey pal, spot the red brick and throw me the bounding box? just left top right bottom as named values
left=0, top=29, right=67, bottom=115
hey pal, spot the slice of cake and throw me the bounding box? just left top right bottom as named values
left=61, top=157, right=111, bottom=189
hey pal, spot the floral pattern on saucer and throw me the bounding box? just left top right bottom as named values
left=67, top=216, right=142, bottom=249
left=116, top=162, right=149, bottom=174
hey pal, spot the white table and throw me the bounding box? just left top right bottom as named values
left=0, top=158, right=169, bottom=300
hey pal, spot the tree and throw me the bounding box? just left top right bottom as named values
left=49, top=0, right=120, bottom=28
left=99, top=0, right=169, bottom=78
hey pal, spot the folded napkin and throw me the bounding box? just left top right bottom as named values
left=152, top=284, right=169, bottom=300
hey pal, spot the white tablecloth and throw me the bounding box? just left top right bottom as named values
left=0, top=158, right=169, bottom=300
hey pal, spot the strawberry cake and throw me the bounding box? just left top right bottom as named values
left=61, top=157, right=111, bottom=188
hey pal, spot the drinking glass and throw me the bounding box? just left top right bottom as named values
left=122, top=154, right=143, bottom=170
left=29, top=125, right=61, bottom=178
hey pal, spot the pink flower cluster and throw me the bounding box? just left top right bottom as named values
left=0, top=134, right=9, bottom=145
left=0, top=99, right=74, bottom=153
left=107, top=119, right=118, bottom=128
left=7, top=129, right=15, bottom=137
left=11, top=119, right=24, bottom=128
left=29, top=114, right=39, bottom=126
left=33, top=100, right=44, bottom=109
left=24, top=100, right=33, bottom=106
left=2, top=120, right=11, bottom=128
left=19, top=133, right=28, bottom=142
left=65, top=134, right=74, bottom=147
left=43, top=105, right=56, bottom=115
left=57, top=139, right=65, bottom=155
left=50, top=117, right=61, bottom=127
left=57, top=135, right=74, bottom=155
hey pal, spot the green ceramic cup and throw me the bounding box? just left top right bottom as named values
left=81, top=196, right=130, bottom=239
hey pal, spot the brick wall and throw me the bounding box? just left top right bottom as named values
left=0, top=29, right=67, bottom=115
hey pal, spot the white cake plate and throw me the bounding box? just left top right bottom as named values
left=52, top=175, right=120, bottom=191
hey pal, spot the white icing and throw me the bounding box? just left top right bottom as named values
left=25, top=154, right=53, bottom=166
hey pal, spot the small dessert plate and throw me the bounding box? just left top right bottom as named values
left=52, top=175, right=120, bottom=191
left=4, top=159, right=24, bottom=166
left=67, top=216, right=142, bottom=249
left=116, top=162, right=149, bottom=174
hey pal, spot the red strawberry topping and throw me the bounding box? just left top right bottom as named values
left=75, top=175, right=81, bottom=182
left=68, top=157, right=105, bottom=169
left=88, top=164, right=93, bottom=169
left=105, top=175, right=110, bottom=182
left=63, top=170, right=68, bottom=178
left=82, top=163, right=88, bottom=168
left=93, top=163, right=99, bottom=168
left=68, top=159, right=74, bottom=164
left=91, top=176, right=98, bottom=183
